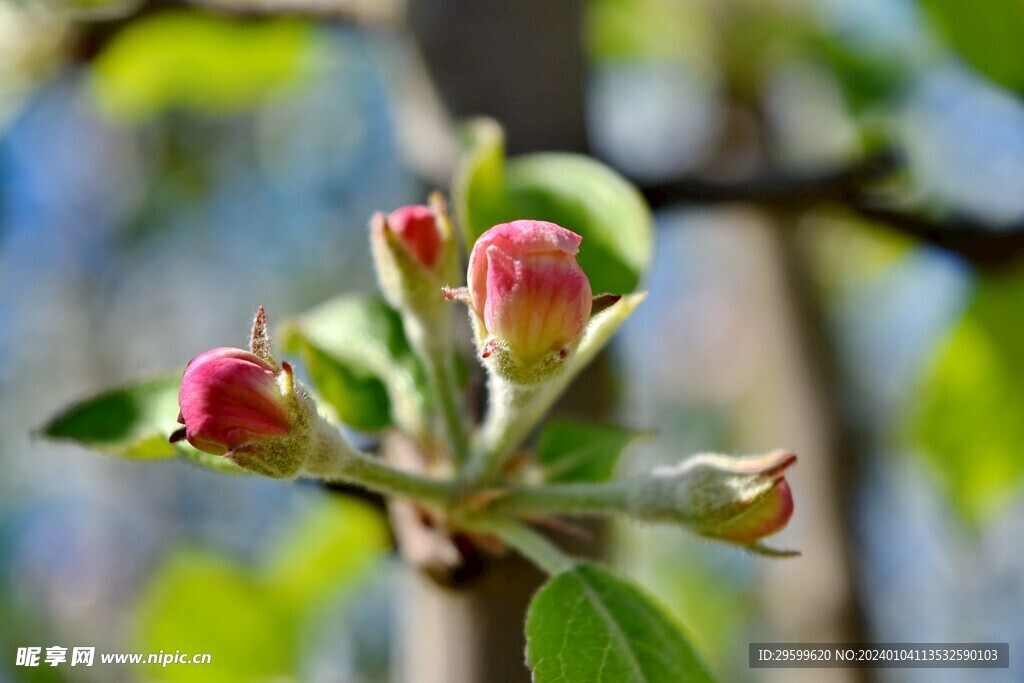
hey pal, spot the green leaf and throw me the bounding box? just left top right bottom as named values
left=537, top=419, right=638, bottom=483
left=135, top=552, right=294, bottom=683
left=453, top=119, right=654, bottom=295
left=526, top=563, right=715, bottom=683
left=799, top=32, right=911, bottom=114
left=261, top=497, right=389, bottom=613
left=91, top=10, right=312, bottom=121
left=289, top=338, right=393, bottom=431
left=281, top=294, right=428, bottom=435
left=454, top=119, right=510, bottom=240
left=587, top=0, right=714, bottom=64
left=570, top=293, right=647, bottom=379
left=910, top=270, right=1024, bottom=523
left=42, top=374, right=242, bottom=473
left=920, top=0, right=1024, bottom=92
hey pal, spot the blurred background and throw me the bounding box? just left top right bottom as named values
left=2, top=0, right=1024, bottom=681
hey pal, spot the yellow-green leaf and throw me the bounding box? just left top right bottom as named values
left=91, top=10, right=312, bottom=120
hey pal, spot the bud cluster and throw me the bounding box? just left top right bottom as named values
left=168, top=193, right=797, bottom=555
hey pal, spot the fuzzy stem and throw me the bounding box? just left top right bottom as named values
left=463, top=295, right=648, bottom=486
left=304, top=420, right=456, bottom=507
left=488, top=480, right=633, bottom=518
left=405, top=312, right=470, bottom=466
left=464, top=375, right=546, bottom=485
left=465, top=518, right=575, bottom=576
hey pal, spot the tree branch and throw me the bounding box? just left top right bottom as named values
left=640, top=150, right=1024, bottom=270
left=847, top=202, right=1024, bottom=269
left=640, top=150, right=898, bottom=207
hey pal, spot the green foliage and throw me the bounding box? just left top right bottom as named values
left=41, top=374, right=240, bottom=473
left=289, top=339, right=393, bottom=432
left=454, top=119, right=654, bottom=295
left=526, top=563, right=715, bottom=683
left=281, top=294, right=429, bottom=434
left=137, top=553, right=293, bottom=683
left=91, top=10, right=312, bottom=120
left=536, top=419, right=638, bottom=483
left=136, top=497, right=388, bottom=682
left=910, top=270, right=1024, bottom=523
left=644, top=543, right=751, bottom=678
left=798, top=33, right=911, bottom=115
left=587, top=0, right=714, bottom=64
left=261, top=496, right=390, bottom=612
left=920, top=0, right=1024, bottom=92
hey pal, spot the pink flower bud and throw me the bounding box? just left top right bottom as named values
left=467, top=220, right=593, bottom=365
left=386, top=205, right=443, bottom=271
left=631, top=449, right=797, bottom=549
left=370, top=197, right=457, bottom=317
left=175, top=347, right=291, bottom=456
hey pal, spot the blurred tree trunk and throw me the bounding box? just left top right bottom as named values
left=727, top=208, right=869, bottom=683
left=407, top=0, right=588, bottom=155
left=397, top=5, right=594, bottom=682
left=394, top=557, right=543, bottom=683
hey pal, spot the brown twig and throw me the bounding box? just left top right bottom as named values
left=640, top=150, right=1024, bottom=270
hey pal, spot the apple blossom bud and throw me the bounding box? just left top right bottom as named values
left=370, top=194, right=457, bottom=316
left=463, top=220, right=592, bottom=382
left=627, top=449, right=796, bottom=547
left=171, top=347, right=320, bottom=478
left=175, top=347, right=289, bottom=454
left=387, top=205, right=443, bottom=271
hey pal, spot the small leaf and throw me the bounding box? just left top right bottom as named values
left=288, top=338, right=393, bottom=431
left=44, top=375, right=181, bottom=457
left=261, top=497, right=389, bottom=613
left=281, top=294, right=428, bottom=435
left=178, top=445, right=245, bottom=474
left=570, top=292, right=647, bottom=379
left=910, top=270, right=1024, bottom=523
left=526, top=563, right=715, bottom=683
left=537, top=419, right=639, bottom=483
left=492, top=293, right=646, bottom=457
left=453, top=119, right=654, bottom=295
left=135, top=552, right=294, bottom=683
left=43, top=374, right=242, bottom=473
left=453, top=119, right=510, bottom=244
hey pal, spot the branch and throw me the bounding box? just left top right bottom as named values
left=640, top=150, right=897, bottom=207
left=639, top=150, right=1024, bottom=269
left=847, top=202, right=1024, bottom=269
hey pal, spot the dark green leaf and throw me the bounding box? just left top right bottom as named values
left=536, top=419, right=639, bottom=483
left=281, top=294, right=428, bottom=435
left=799, top=33, right=910, bottom=114
left=43, top=374, right=241, bottom=473
left=910, top=270, right=1024, bottom=523
left=288, top=338, right=392, bottom=431
left=920, top=0, right=1024, bottom=91
left=526, top=563, right=715, bottom=683
left=454, top=119, right=654, bottom=295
